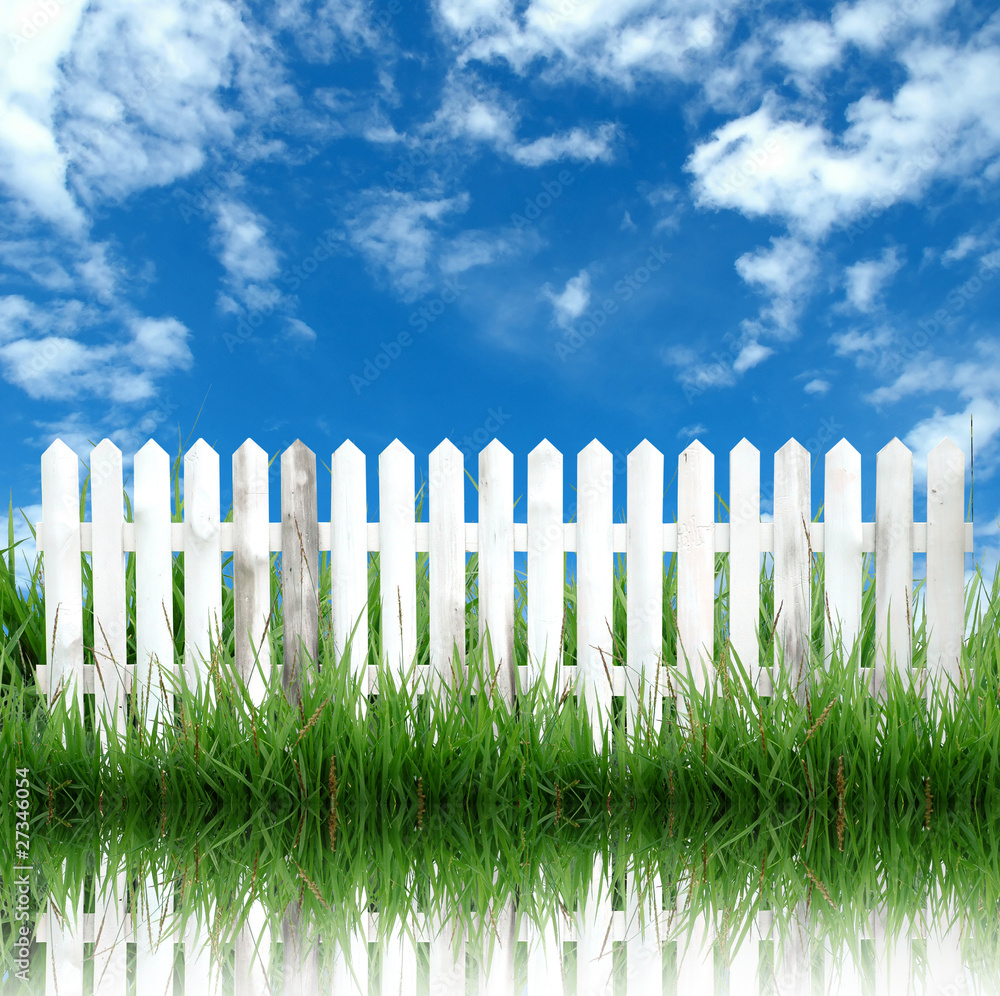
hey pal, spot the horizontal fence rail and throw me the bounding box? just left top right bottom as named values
left=35, top=436, right=973, bottom=737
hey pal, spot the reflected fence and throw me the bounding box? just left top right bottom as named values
left=29, top=861, right=998, bottom=995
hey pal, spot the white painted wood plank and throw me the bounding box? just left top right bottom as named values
left=677, top=440, right=715, bottom=700
left=824, top=440, right=863, bottom=673
left=875, top=439, right=913, bottom=700
left=233, top=440, right=272, bottom=706
left=45, top=868, right=84, bottom=996
left=134, top=441, right=174, bottom=734
left=730, top=440, right=764, bottom=695
left=871, top=904, right=917, bottom=996
left=773, top=440, right=811, bottom=708
left=332, top=441, right=369, bottom=704
left=379, top=439, right=418, bottom=683
left=675, top=911, right=714, bottom=996
left=184, top=898, right=222, bottom=995
left=91, top=440, right=128, bottom=745
left=380, top=914, right=418, bottom=996
left=281, top=440, right=319, bottom=707
left=330, top=910, right=369, bottom=994
left=429, top=439, right=466, bottom=691
left=41, top=440, right=84, bottom=720
left=135, top=872, right=174, bottom=996
left=527, top=439, right=564, bottom=688
left=234, top=899, right=272, bottom=996
left=576, top=855, right=614, bottom=996
left=926, top=438, right=966, bottom=713
left=626, top=440, right=664, bottom=737
left=281, top=901, right=319, bottom=995
left=428, top=907, right=466, bottom=996
left=481, top=898, right=517, bottom=996
left=479, top=440, right=515, bottom=707
left=576, top=440, right=614, bottom=751
left=525, top=911, right=562, bottom=995
left=92, top=855, right=127, bottom=996
left=183, top=439, right=222, bottom=699
left=772, top=900, right=811, bottom=996
left=624, top=860, right=663, bottom=996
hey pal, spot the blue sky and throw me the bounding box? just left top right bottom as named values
left=2, top=0, right=999, bottom=599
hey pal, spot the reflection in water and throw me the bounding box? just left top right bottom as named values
left=18, top=854, right=1000, bottom=996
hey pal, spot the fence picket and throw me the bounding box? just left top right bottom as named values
left=134, top=440, right=173, bottom=733
left=730, top=439, right=763, bottom=696
left=824, top=439, right=863, bottom=666
left=576, top=440, right=614, bottom=747
left=41, top=440, right=84, bottom=719
left=875, top=438, right=913, bottom=699
left=479, top=440, right=515, bottom=706
left=91, top=441, right=127, bottom=742
left=626, top=439, right=664, bottom=735
left=926, top=438, right=966, bottom=708
left=528, top=439, right=564, bottom=686
left=379, top=439, right=417, bottom=684
left=773, top=439, right=811, bottom=707
left=281, top=440, right=319, bottom=706
left=233, top=439, right=271, bottom=705
left=332, top=440, right=368, bottom=703
left=429, top=439, right=466, bottom=689
left=677, top=440, right=714, bottom=697
left=183, top=439, right=222, bottom=697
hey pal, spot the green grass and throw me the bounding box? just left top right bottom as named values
left=4, top=430, right=1000, bottom=984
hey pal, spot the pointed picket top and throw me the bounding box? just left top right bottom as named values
left=777, top=437, right=809, bottom=460
left=187, top=437, right=216, bottom=460
left=579, top=438, right=611, bottom=460
left=283, top=438, right=314, bottom=461
left=380, top=437, right=413, bottom=460
left=335, top=439, right=364, bottom=459
left=92, top=437, right=123, bottom=460
left=827, top=437, right=858, bottom=460
left=878, top=436, right=911, bottom=461
left=928, top=437, right=964, bottom=482
left=42, top=438, right=79, bottom=464
left=681, top=439, right=712, bottom=458
left=732, top=437, right=758, bottom=457
left=235, top=438, right=269, bottom=484
left=529, top=438, right=561, bottom=460
left=629, top=437, right=661, bottom=460
left=481, top=437, right=511, bottom=459
left=135, top=439, right=169, bottom=478
left=431, top=437, right=463, bottom=461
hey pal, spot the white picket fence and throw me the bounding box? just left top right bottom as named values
left=32, top=861, right=997, bottom=995
left=35, top=434, right=972, bottom=734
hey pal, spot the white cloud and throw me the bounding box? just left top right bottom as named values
left=687, top=32, right=1000, bottom=239
left=545, top=270, right=591, bottom=329
left=829, top=325, right=894, bottom=366
left=942, top=232, right=988, bottom=265
left=804, top=378, right=830, bottom=394
left=425, top=73, right=616, bottom=166
left=212, top=199, right=281, bottom=305
left=439, top=227, right=539, bottom=274
left=285, top=317, right=318, bottom=342
left=442, top=0, right=740, bottom=89
left=774, top=20, right=840, bottom=74
left=0, top=295, right=192, bottom=403
left=732, top=340, right=772, bottom=373
left=843, top=247, right=902, bottom=312
left=678, top=423, right=708, bottom=439
left=510, top=123, right=617, bottom=166
left=735, top=236, right=818, bottom=337
left=345, top=190, right=471, bottom=299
